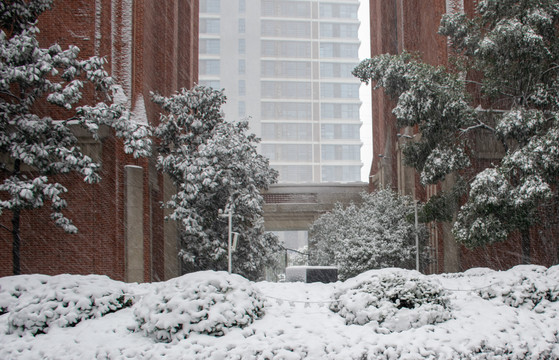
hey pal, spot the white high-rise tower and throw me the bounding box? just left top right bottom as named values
left=199, top=0, right=362, bottom=183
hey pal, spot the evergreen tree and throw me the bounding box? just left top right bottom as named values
left=152, top=85, right=280, bottom=280
left=0, top=0, right=151, bottom=274
left=353, top=0, right=559, bottom=262
left=308, top=190, right=426, bottom=280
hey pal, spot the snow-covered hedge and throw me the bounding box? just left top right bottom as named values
left=330, top=269, right=452, bottom=332
left=1, top=274, right=132, bottom=336
left=476, top=265, right=559, bottom=311
left=133, top=271, right=265, bottom=343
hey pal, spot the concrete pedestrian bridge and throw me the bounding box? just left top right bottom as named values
left=262, top=182, right=368, bottom=231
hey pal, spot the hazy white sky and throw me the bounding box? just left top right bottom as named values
left=358, top=0, right=373, bottom=182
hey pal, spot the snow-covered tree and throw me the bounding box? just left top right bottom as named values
left=0, top=0, right=152, bottom=274
left=152, top=85, right=280, bottom=280
left=308, top=190, right=426, bottom=280
left=353, top=0, right=559, bottom=263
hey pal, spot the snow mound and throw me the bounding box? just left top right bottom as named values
left=132, top=271, right=265, bottom=343
left=476, top=265, right=559, bottom=311
left=330, top=268, right=452, bottom=332
left=1, top=274, right=132, bottom=336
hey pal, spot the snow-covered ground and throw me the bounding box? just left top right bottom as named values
left=1, top=265, right=558, bottom=359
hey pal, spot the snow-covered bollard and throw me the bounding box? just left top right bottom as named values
left=132, top=271, right=265, bottom=343
left=285, top=266, right=338, bottom=283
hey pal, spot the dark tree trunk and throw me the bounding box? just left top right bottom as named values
left=12, top=159, right=21, bottom=275
left=521, top=228, right=531, bottom=265
left=12, top=209, right=21, bottom=275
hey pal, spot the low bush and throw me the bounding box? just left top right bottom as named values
left=476, top=265, right=559, bottom=311
left=132, top=271, right=265, bottom=343
left=2, top=274, right=132, bottom=336
left=330, top=269, right=452, bottom=332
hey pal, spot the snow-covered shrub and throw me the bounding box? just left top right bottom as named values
left=309, top=190, right=427, bottom=281
left=133, top=271, right=265, bottom=343
left=330, top=269, right=452, bottom=332
left=3, top=274, right=132, bottom=336
left=0, top=275, right=51, bottom=315
left=476, top=265, right=559, bottom=311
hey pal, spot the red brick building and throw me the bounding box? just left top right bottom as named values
left=368, top=0, right=559, bottom=273
left=0, top=0, right=199, bottom=281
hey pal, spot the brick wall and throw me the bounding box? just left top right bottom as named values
left=368, top=0, right=559, bottom=272
left=0, top=0, right=198, bottom=280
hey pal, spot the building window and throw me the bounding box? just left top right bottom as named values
left=321, top=124, right=360, bottom=139
left=261, top=61, right=311, bottom=78
left=321, top=103, right=360, bottom=120
left=239, top=0, right=245, bottom=12
left=199, top=39, right=220, bottom=54
left=321, top=145, right=361, bottom=161
left=320, top=23, right=358, bottom=38
left=320, top=83, right=359, bottom=99
left=319, top=43, right=359, bottom=58
left=261, top=102, right=312, bottom=120
left=238, top=59, right=246, bottom=74
left=199, top=59, right=220, bottom=75
left=200, top=0, right=220, bottom=13
left=238, top=80, right=246, bottom=96
left=199, top=80, right=221, bottom=89
left=320, top=62, right=356, bottom=78
left=238, top=39, right=246, bottom=54
left=262, top=144, right=312, bottom=162
left=239, top=101, right=246, bottom=117
left=238, top=18, right=246, bottom=33
left=273, top=165, right=313, bottom=182
left=261, top=40, right=311, bottom=57
left=261, top=20, right=310, bottom=38
left=200, top=18, right=220, bottom=34
left=262, top=81, right=311, bottom=99
left=262, top=0, right=311, bottom=17
left=262, top=123, right=312, bottom=140
left=320, top=4, right=358, bottom=19
left=322, top=165, right=361, bottom=182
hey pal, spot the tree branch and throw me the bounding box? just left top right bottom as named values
left=282, top=246, right=309, bottom=257
left=460, top=121, right=496, bottom=134
left=0, top=223, right=12, bottom=234
left=0, top=89, right=22, bottom=102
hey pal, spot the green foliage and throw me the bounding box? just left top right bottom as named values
left=0, top=1, right=151, bottom=237
left=3, top=274, right=132, bottom=336
left=133, top=271, right=265, bottom=343
left=354, top=0, right=559, bottom=252
left=330, top=269, right=452, bottom=332
left=308, top=189, right=427, bottom=280
left=152, top=86, right=280, bottom=280
left=418, top=177, right=467, bottom=224
left=353, top=54, right=474, bottom=185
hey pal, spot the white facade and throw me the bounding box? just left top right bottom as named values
left=199, top=0, right=362, bottom=183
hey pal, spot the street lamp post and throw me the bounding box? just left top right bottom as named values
left=398, top=132, right=420, bottom=272
left=219, top=208, right=233, bottom=274
left=414, top=199, right=419, bottom=272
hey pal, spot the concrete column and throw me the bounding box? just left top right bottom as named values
left=125, top=165, right=144, bottom=282
left=442, top=174, right=461, bottom=272
left=163, top=174, right=180, bottom=279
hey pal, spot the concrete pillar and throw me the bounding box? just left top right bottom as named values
left=442, top=174, right=461, bottom=272
left=163, top=174, right=180, bottom=279
left=125, top=165, right=144, bottom=282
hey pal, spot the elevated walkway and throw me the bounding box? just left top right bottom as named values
left=263, top=182, right=368, bottom=231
